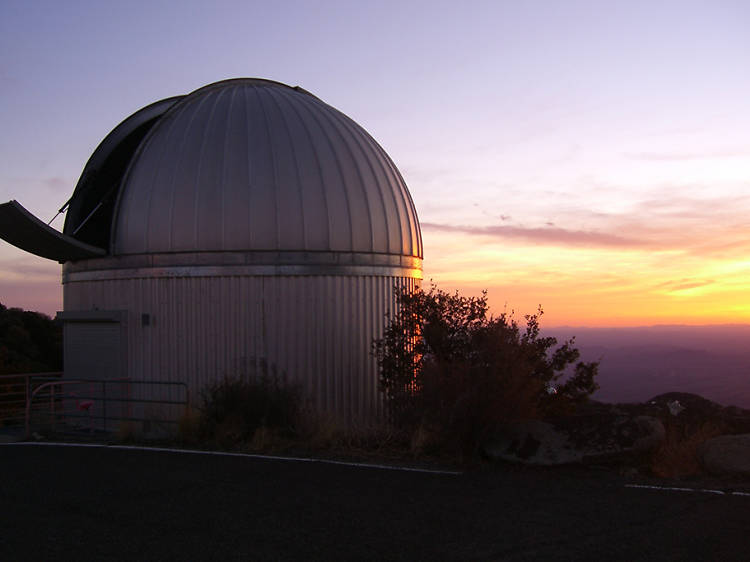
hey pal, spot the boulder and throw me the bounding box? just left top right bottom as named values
left=647, top=392, right=750, bottom=434
left=720, top=407, right=750, bottom=435
left=647, top=392, right=723, bottom=426
left=482, top=420, right=582, bottom=465
left=483, top=411, right=665, bottom=466
left=700, top=434, right=750, bottom=476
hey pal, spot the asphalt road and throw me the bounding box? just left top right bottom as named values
left=1, top=444, right=748, bottom=561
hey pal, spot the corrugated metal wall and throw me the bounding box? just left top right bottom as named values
left=64, top=274, right=417, bottom=421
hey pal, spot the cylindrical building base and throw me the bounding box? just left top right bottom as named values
left=63, top=267, right=419, bottom=422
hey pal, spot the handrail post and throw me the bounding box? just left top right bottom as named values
left=24, top=375, right=31, bottom=440
left=50, top=383, right=55, bottom=433
left=186, top=386, right=190, bottom=416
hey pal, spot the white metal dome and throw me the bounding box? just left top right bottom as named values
left=112, top=78, right=422, bottom=258
left=0, top=78, right=425, bottom=422
left=0, top=77, right=423, bottom=422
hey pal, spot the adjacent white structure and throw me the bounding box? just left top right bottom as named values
left=0, top=78, right=422, bottom=421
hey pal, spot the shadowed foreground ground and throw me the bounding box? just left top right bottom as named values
left=0, top=444, right=748, bottom=561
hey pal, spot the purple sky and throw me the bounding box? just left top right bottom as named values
left=1, top=1, right=749, bottom=325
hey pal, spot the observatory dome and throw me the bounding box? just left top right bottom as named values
left=106, top=78, right=422, bottom=258
left=0, top=78, right=423, bottom=422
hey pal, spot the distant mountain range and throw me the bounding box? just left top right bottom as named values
left=545, top=325, right=750, bottom=409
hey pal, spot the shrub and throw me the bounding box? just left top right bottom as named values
left=198, top=374, right=302, bottom=448
left=0, top=303, right=62, bottom=374
left=650, top=420, right=725, bottom=478
left=176, top=407, right=202, bottom=445
left=373, top=284, right=599, bottom=455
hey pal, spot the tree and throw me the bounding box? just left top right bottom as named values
left=0, top=303, right=62, bottom=374
left=373, top=285, right=598, bottom=454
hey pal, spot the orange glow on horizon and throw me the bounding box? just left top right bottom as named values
left=422, top=229, right=750, bottom=328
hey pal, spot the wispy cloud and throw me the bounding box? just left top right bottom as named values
left=43, top=177, right=70, bottom=191
left=656, top=278, right=715, bottom=292
left=625, top=148, right=749, bottom=161
left=689, top=237, right=750, bottom=259
left=0, top=279, right=61, bottom=316
left=632, top=193, right=750, bottom=218
left=0, top=257, right=59, bottom=280
left=421, top=222, right=648, bottom=248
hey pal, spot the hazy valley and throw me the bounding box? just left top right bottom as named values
left=548, top=325, right=750, bottom=409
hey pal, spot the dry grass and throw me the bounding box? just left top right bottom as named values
left=115, top=421, right=141, bottom=443
left=176, top=407, right=202, bottom=444
left=171, top=376, right=409, bottom=459
left=650, top=421, right=725, bottom=478
left=292, top=409, right=411, bottom=460
left=176, top=397, right=414, bottom=461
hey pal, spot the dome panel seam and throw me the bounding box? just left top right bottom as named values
left=295, top=94, right=355, bottom=252
left=277, top=88, right=332, bottom=251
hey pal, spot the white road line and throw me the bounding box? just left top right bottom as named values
left=1, top=441, right=462, bottom=475
left=625, top=484, right=750, bottom=497
left=4, top=441, right=104, bottom=448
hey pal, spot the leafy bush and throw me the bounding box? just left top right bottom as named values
left=373, top=284, right=599, bottom=454
left=0, top=303, right=62, bottom=374
left=198, top=374, right=302, bottom=448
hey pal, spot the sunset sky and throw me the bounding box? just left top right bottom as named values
left=1, top=0, right=748, bottom=326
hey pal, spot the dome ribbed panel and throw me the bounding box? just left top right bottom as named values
left=112, top=79, right=422, bottom=258
left=318, top=101, right=393, bottom=255
left=272, top=89, right=329, bottom=251
left=288, top=90, right=375, bottom=253
left=245, top=86, right=280, bottom=249
left=281, top=88, right=353, bottom=252
left=222, top=87, right=252, bottom=248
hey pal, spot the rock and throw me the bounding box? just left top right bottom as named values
left=482, top=420, right=582, bottom=465
left=667, top=400, right=685, bottom=416
left=483, top=393, right=750, bottom=468
left=648, top=393, right=725, bottom=425
left=483, top=412, right=665, bottom=466
left=630, top=416, right=666, bottom=452
left=720, top=407, right=750, bottom=435
left=648, top=392, right=750, bottom=434
left=700, top=434, right=750, bottom=476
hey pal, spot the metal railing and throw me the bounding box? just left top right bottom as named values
left=0, top=372, right=63, bottom=431
left=0, top=373, right=189, bottom=440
